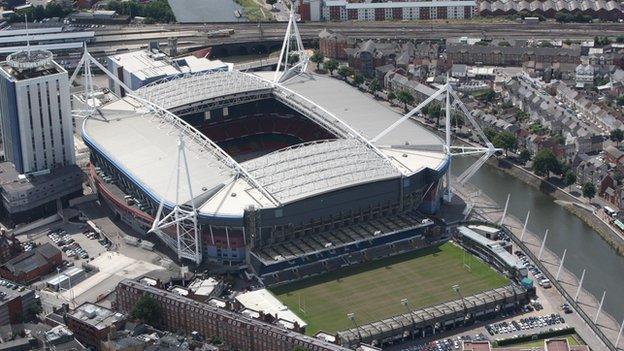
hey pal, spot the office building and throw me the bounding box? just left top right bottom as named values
left=0, top=48, right=75, bottom=175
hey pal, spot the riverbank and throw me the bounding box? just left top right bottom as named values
left=358, top=81, right=624, bottom=256
left=452, top=178, right=622, bottom=351
left=486, top=157, right=624, bottom=256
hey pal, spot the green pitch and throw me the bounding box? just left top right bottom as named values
left=270, top=242, right=509, bottom=335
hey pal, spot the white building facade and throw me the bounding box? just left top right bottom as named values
left=0, top=50, right=75, bottom=174
left=319, top=0, right=476, bottom=21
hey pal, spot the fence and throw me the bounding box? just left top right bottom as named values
left=464, top=220, right=616, bottom=350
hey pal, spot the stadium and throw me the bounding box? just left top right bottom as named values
left=81, top=67, right=451, bottom=275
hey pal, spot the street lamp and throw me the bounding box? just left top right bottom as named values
left=452, top=284, right=466, bottom=310
left=347, top=313, right=362, bottom=342
left=401, top=298, right=417, bottom=338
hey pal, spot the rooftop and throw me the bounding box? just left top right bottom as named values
left=69, top=303, right=125, bottom=330
left=83, top=71, right=447, bottom=217
left=0, top=49, right=65, bottom=81
left=235, top=289, right=307, bottom=328
left=109, top=49, right=231, bottom=82
left=1, top=243, right=60, bottom=276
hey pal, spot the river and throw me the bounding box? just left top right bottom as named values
left=452, top=158, right=624, bottom=322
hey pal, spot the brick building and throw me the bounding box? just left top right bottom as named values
left=66, top=303, right=126, bottom=350
left=319, top=29, right=349, bottom=60
left=0, top=243, right=61, bottom=283
left=447, top=44, right=581, bottom=67
left=0, top=231, right=21, bottom=264
left=0, top=280, right=36, bottom=325
left=115, top=279, right=350, bottom=351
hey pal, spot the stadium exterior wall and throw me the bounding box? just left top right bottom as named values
left=85, top=128, right=449, bottom=265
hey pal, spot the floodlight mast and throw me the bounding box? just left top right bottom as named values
left=370, top=77, right=500, bottom=202
left=274, top=0, right=308, bottom=83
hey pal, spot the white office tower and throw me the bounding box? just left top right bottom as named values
left=0, top=49, right=75, bottom=174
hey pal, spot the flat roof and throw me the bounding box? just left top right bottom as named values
left=324, top=0, right=475, bottom=8
left=84, top=71, right=447, bottom=217
left=0, top=42, right=84, bottom=55
left=69, top=303, right=125, bottom=330
left=0, top=27, right=63, bottom=37
left=109, top=49, right=231, bottom=81
left=82, top=97, right=241, bottom=212
left=0, top=31, right=94, bottom=45
left=235, top=289, right=307, bottom=328
left=280, top=73, right=445, bottom=149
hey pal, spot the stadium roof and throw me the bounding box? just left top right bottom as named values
left=243, top=139, right=400, bottom=203
left=82, top=71, right=447, bottom=218
left=280, top=73, right=445, bottom=149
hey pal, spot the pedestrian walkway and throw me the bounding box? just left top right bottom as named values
left=453, top=178, right=623, bottom=351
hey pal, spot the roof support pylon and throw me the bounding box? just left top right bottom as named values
left=149, top=135, right=202, bottom=264
left=70, top=46, right=134, bottom=118
left=274, top=1, right=308, bottom=83
left=371, top=78, right=501, bottom=202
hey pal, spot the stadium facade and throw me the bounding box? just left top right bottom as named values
left=81, top=69, right=450, bottom=275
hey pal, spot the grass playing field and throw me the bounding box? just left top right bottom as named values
left=270, top=242, right=509, bottom=335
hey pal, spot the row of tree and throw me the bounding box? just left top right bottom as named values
left=531, top=149, right=596, bottom=199
left=106, top=0, right=175, bottom=23
left=5, top=3, right=71, bottom=23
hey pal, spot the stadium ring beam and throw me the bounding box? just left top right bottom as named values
left=81, top=69, right=450, bottom=266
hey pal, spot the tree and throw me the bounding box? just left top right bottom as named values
left=324, top=59, right=339, bottom=75
left=353, top=74, right=364, bottom=86
left=309, top=50, right=325, bottom=71
left=492, top=131, right=518, bottom=156
left=369, top=78, right=382, bottom=98
left=337, top=66, right=352, bottom=80
left=532, top=149, right=561, bottom=177
left=426, top=103, right=442, bottom=126
left=610, top=129, right=624, bottom=146
left=396, top=90, right=415, bottom=112
left=518, top=149, right=532, bottom=164
left=582, top=182, right=596, bottom=201
left=617, top=95, right=624, bottom=106
left=450, top=111, right=464, bottom=132
left=266, top=0, right=277, bottom=4
left=474, top=89, right=496, bottom=102
left=387, top=91, right=396, bottom=102
left=287, top=53, right=299, bottom=65
left=515, top=110, right=529, bottom=122
left=131, top=295, right=162, bottom=326
left=563, top=170, right=577, bottom=191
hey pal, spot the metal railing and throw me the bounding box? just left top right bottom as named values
left=464, top=220, right=616, bottom=350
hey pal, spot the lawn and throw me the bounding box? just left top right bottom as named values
left=270, top=242, right=509, bottom=335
